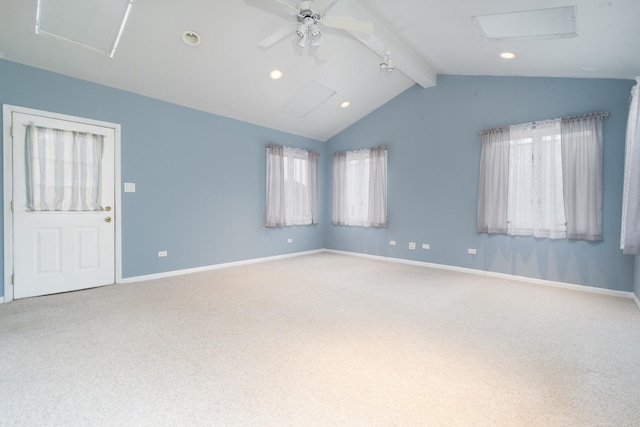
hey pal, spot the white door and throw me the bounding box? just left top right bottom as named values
left=11, top=112, right=115, bottom=299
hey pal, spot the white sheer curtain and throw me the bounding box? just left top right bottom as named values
left=332, top=146, right=388, bottom=227
left=331, top=151, right=348, bottom=226
left=621, top=78, right=640, bottom=253
left=562, top=115, right=604, bottom=241
left=265, top=144, right=318, bottom=227
left=307, top=150, right=319, bottom=224
left=25, top=124, right=104, bottom=211
left=507, top=123, right=535, bottom=236
left=532, top=119, right=566, bottom=239
left=265, top=144, right=286, bottom=227
left=368, top=146, right=387, bottom=227
left=477, top=127, right=510, bottom=234
left=508, top=119, right=566, bottom=238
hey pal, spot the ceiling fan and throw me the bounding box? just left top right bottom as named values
left=247, top=0, right=374, bottom=56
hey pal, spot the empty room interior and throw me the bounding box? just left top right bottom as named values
left=1, top=0, right=640, bottom=425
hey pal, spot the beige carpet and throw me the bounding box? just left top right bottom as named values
left=1, top=252, right=639, bottom=426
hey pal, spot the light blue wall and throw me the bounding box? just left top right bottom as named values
left=0, top=59, right=327, bottom=295
left=1, top=62, right=636, bottom=297
left=325, top=75, right=635, bottom=292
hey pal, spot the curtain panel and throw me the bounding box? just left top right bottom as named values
left=477, top=128, right=510, bottom=234
left=562, top=115, right=603, bottom=241
left=265, top=144, right=286, bottom=227
left=331, top=151, right=348, bottom=226
left=307, top=150, right=319, bottom=224
left=368, top=146, right=388, bottom=227
left=621, top=78, right=640, bottom=254
left=25, top=124, right=105, bottom=212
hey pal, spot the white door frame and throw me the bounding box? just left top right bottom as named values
left=2, top=104, right=123, bottom=302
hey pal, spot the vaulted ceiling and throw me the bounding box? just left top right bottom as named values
left=0, top=0, right=638, bottom=141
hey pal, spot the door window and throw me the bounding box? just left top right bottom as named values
left=25, top=124, right=105, bottom=212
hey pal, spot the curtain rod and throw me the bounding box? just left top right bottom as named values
left=266, top=143, right=320, bottom=156
left=330, top=145, right=389, bottom=158
left=477, top=111, right=610, bottom=136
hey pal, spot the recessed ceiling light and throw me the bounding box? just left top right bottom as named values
left=500, top=52, right=516, bottom=59
left=181, top=31, right=201, bottom=47
left=340, top=101, right=350, bottom=108
left=270, top=69, right=283, bottom=80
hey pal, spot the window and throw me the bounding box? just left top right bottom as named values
left=507, top=119, right=566, bottom=238
left=332, top=146, right=387, bottom=227
left=265, top=144, right=318, bottom=227
left=25, top=124, right=105, bottom=212
left=477, top=113, right=605, bottom=241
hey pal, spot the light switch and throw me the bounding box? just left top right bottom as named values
left=124, top=182, right=136, bottom=192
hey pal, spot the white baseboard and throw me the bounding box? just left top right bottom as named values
left=0, top=296, right=4, bottom=304
left=324, top=249, right=636, bottom=302
left=119, top=249, right=324, bottom=284
left=6, top=248, right=638, bottom=312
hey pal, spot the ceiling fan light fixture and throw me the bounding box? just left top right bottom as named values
left=310, top=31, right=321, bottom=47
left=310, top=24, right=321, bottom=47
left=296, top=22, right=307, bottom=48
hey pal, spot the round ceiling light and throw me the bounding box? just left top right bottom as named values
left=340, top=101, right=350, bottom=109
left=500, top=52, right=516, bottom=59
left=182, top=31, right=201, bottom=47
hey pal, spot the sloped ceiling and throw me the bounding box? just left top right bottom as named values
left=0, top=0, right=638, bottom=141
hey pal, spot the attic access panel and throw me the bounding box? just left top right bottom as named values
left=280, top=81, right=337, bottom=118
left=36, top=0, right=133, bottom=57
left=473, top=6, right=578, bottom=41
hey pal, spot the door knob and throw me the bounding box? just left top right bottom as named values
left=105, top=206, right=112, bottom=211
left=105, top=216, right=112, bottom=223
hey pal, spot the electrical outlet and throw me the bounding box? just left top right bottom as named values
left=422, top=243, right=430, bottom=250
left=287, top=238, right=293, bottom=243
left=158, top=251, right=167, bottom=257
left=468, top=248, right=477, bottom=255
left=389, top=240, right=396, bottom=246
left=409, top=242, right=416, bottom=250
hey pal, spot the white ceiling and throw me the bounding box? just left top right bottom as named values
left=0, top=0, right=638, bottom=141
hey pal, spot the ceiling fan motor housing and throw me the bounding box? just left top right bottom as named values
left=297, top=9, right=321, bottom=24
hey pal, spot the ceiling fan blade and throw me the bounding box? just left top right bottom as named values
left=258, top=25, right=295, bottom=48
left=322, top=15, right=374, bottom=33
left=312, top=0, right=335, bottom=14
left=245, top=0, right=298, bottom=16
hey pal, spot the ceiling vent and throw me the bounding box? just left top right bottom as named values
left=473, top=6, right=578, bottom=41
left=280, top=80, right=337, bottom=118
left=35, top=0, right=134, bottom=57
